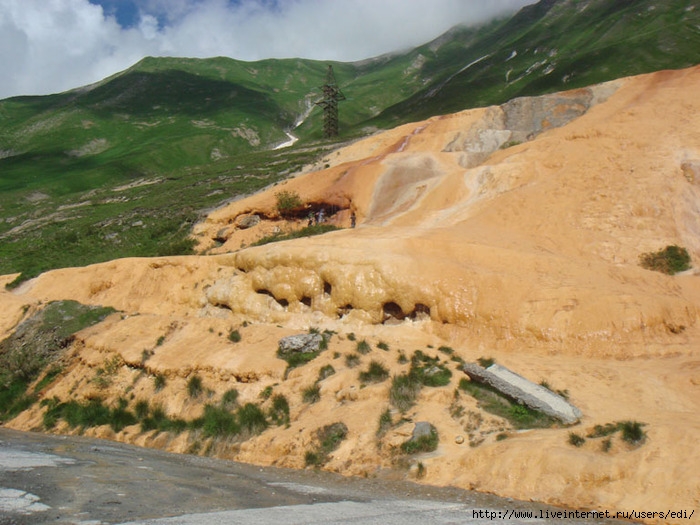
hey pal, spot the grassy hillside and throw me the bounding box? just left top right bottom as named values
left=1, top=0, right=699, bottom=283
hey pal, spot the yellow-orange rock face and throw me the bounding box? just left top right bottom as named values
left=3, top=66, right=700, bottom=523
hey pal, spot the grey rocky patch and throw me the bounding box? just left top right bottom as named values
left=410, top=421, right=437, bottom=442
left=462, top=363, right=582, bottom=424
left=278, top=333, right=323, bottom=354
left=0, top=488, right=50, bottom=515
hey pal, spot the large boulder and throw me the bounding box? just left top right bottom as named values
left=278, top=333, right=323, bottom=355
left=462, top=362, right=582, bottom=424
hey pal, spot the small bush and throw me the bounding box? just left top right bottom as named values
left=221, top=388, right=239, bottom=408
left=619, top=420, right=646, bottom=445
left=438, top=346, right=454, bottom=355
left=275, top=190, right=303, bottom=216
left=201, top=404, right=240, bottom=437
left=346, top=332, right=356, bottom=341
left=236, top=403, right=268, bottom=435
left=389, top=373, right=422, bottom=412
left=153, top=374, right=166, bottom=392
left=228, top=329, right=241, bottom=343
left=317, top=365, right=336, bottom=381
left=305, top=422, right=348, bottom=467
left=156, top=335, right=166, bottom=347
left=376, top=408, right=393, bottom=437
left=270, top=394, right=290, bottom=425
left=639, top=245, right=691, bottom=275
left=397, top=351, right=408, bottom=364
left=356, top=340, right=371, bottom=355
left=345, top=353, right=361, bottom=368
left=187, top=375, right=203, bottom=398
left=568, top=432, right=586, bottom=447
left=359, top=360, right=389, bottom=384
left=377, top=341, right=390, bottom=351
left=259, top=386, right=273, bottom=400
left=587, top=422, right=619, bottom=438
left=477, top=357, right=495, bottom=368
left=302, top=384, right=321, bottom=404
left=134, top=400, right=150, bottom=420
left=601, top=438, right=612, bottom=452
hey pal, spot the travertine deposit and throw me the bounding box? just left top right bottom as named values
left=3, top=66, right=700, bottom=523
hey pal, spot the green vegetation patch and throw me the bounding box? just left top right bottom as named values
left=458, top=377, right=557, bottom=429
left=409, top=350, right=452, bottom=387
left=0, top=300, right=116, bottom=422
left=400, top=425, right=439, bottom=454
left=359, top=360, right=389, bottom=384
left=305, top=422, right=348, bottom=467
left=639, top=245, right=691, bottom=275
left=252, top=224, right=341, bottom=247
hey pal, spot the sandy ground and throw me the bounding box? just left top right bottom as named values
left=3, top=66, right=700, bottom=524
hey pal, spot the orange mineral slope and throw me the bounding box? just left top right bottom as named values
left=2, top=66, right=700, bottom=523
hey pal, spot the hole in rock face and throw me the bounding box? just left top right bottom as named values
left=382, top=302, right=405, bottom=323
left=301, top=296, right=312, bottom=307
left=277, top=298, right=289, bottom=308
left=256, top=288, right=274, bottom=298
left=337, top=304, right=353, bottom=317
left=323, top=282, right=332, bottom=296
left=410, top=303, right=431, bottom=320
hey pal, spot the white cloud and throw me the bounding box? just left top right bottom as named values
left=0, top=0, right=535, bottom=99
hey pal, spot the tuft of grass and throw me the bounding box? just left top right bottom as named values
left=305, top=422, right=348, bottom=467
left=568, top=432, right=586, bottom=447
left=438, top=346, right=454, bottom=355
left=619, top=420, right=647, bottom=445
left=345, top=353, right=361, bottom=368
left=477, top=357, right=495, bottom=368
left=200, top=404, right=240, bottom=437
left=359, top=360, right=389, bottom=384
left=389, top=373, right=422, bottom=412
left=356, top=340, right=371, bottom=355
left=187, top=375, right=203, bottom=398
left=228, top=329, right=242, bottom=343
left=221, top=388, right=239, bottom=408
left=376, top=408, right=393, bottom=437
left=587, top=422, right=619, bottom=438
left=410, top=351, right=452, bottom=387
left=302, top=384, right=321, bottom=404
left=153, top=374, right=166, bottom=392
left=639, top=245, right=691, bottom=275
left=269, top=394, right=290, bottom=426
left=377, top=341, right=390, bottom=351
left=346, top=332, right=356, bottom=341
left=317, top=364, right=336, bottom=381
left=156, top=335, right=166, bottom=347
left=259, top=386, right=273, bottom=400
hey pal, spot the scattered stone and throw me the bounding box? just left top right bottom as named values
left=462, top=363, right=582, bottom=424
left=237, top=214, right=261, bottom=229
left=214, top=227, right=231, bottom=243
left=278, top=333, right=323, bottom=355
left=454, top=435, right=465, bottom=444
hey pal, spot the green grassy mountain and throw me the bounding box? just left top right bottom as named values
left=1, top=0, right=699, bottom=283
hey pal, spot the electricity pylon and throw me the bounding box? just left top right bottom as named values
left=315, top=65, right=345, bottom=138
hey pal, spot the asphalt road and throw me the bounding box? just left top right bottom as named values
left=0, top=428, right=634, bottom=525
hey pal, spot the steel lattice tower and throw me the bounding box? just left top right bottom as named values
left=315, top=65, right=345, bottom=138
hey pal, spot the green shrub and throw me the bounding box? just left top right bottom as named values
left=619, top=420, right=646, bottom=445
left=302, top=384, right=321, bottom=404
left=359, top=360, right=389, bottom=384
left=187, top=375, right=203, bottom=398
left=306, top=422, right=349, bottom=466
left=377, top=341, right=390, bottom=351
left=156, top=335, right=166, bottom=347
left=639, top=245, right=691, bottom=274
left=346, top=332, right=356, bottom=341
left=236, top=403, right=268, bottom=435
left=221, top=388, right=239, bottom=408
left=275, top=190, right=303, bottom=216
left=259, top=386, right=273, bottom=400
left=409, top=351, right=452, bottom=387
left=477, top=357, right=495, bottom=368
left=587, top=422, right=619, bottom=438
left=228, top=329, right=241, bottom=343
left=438, top=346, right=454, bottom=355
left=134, top=400, right=150, bottom=420
left=201, top=404, right=240, bottom=437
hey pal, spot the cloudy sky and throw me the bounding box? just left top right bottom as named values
left=0, top=0, right=536, bottom=100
